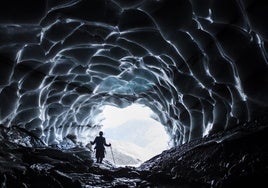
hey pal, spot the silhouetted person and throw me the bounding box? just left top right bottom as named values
left=90, top=131, right=111, bottom=163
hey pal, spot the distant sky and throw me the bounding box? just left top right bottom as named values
left=101, top=104, right=154, bottom=128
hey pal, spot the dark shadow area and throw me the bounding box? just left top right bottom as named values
left=0, top=115, right=267, bottom=187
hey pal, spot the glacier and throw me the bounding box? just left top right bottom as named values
left=0, top=0, right=267, bottom=187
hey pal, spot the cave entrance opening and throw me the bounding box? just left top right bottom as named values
left=99, top=103, right=170, bottom=167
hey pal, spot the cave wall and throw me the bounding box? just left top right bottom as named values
left=0, top=0, right=267, bottom=145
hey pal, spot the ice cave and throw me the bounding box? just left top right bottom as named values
left=0, top=0, right=267, bottom=187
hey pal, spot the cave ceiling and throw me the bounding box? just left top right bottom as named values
left=0, top=0, right=267, bottom=145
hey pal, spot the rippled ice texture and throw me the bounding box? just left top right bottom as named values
left=0, top=0, right=267, bottom=146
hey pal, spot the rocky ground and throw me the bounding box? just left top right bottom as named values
left=139, top=116, right=268, bottom=187
left=0, top=116, right=267, bottom=187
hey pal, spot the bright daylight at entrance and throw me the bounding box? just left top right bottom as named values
left=99, top=104, right=171, bottom=166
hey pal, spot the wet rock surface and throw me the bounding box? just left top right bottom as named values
left=140, top=116, right=268, bottom=187
left=1, top=116, right=267, bottom=187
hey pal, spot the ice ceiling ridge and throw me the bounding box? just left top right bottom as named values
left=0, top=0, right=267, bottom=145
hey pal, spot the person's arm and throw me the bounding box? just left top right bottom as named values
left=90, top=137, right=97, bottom=145
left=104, top=138, right=111, bottom=147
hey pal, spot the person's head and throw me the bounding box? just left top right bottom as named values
left=99, top=131, right=103, bottom=136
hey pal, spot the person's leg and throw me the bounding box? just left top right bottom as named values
left=100, top=149, right=105, bottom=163
left=96, top=150, right=100, bottom=163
